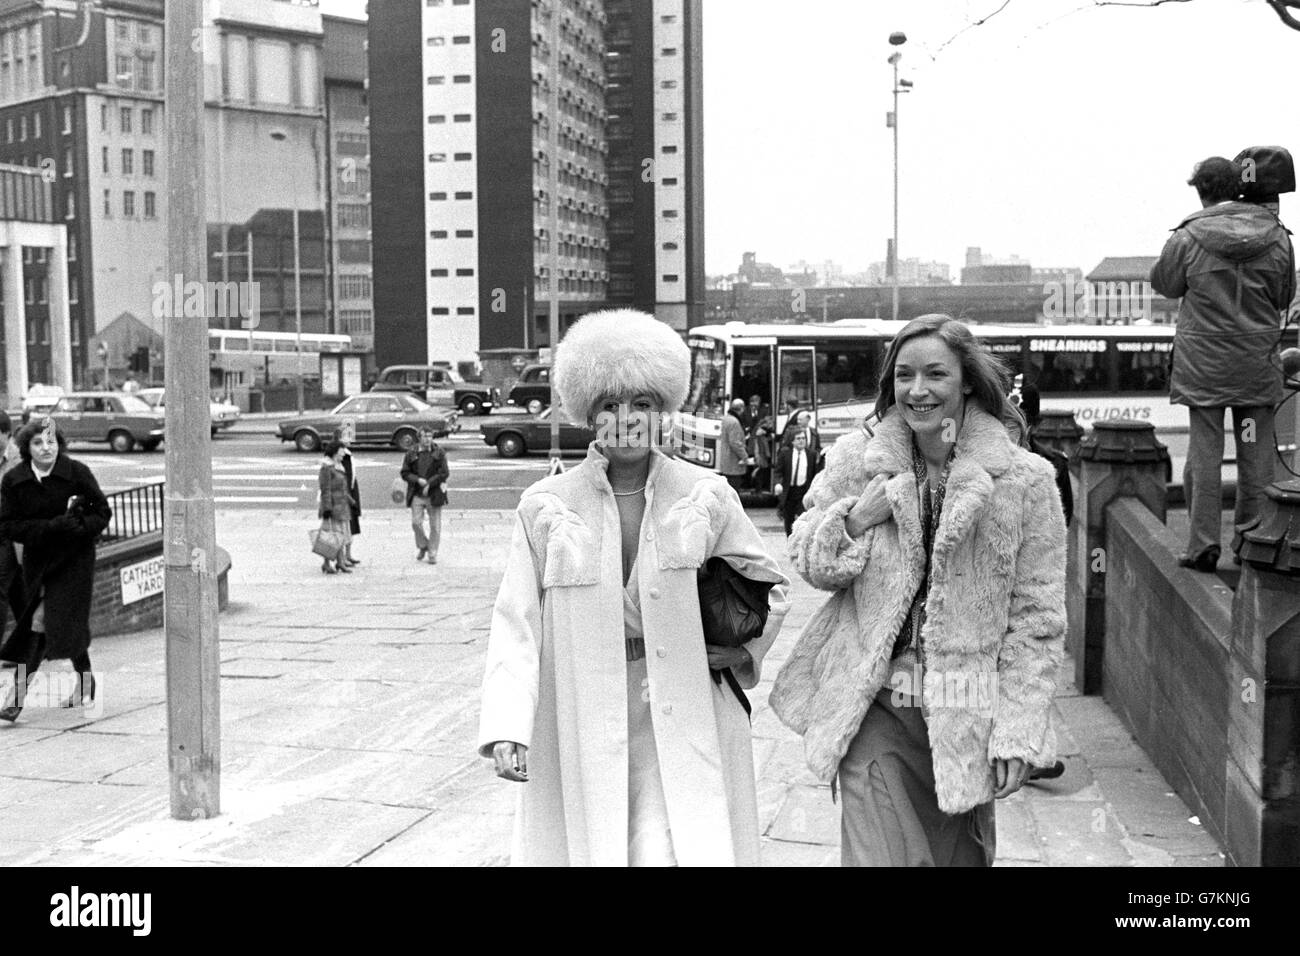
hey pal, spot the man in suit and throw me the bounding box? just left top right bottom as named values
left=781, top=409, right=822, bottom=467
left=774, top=430, right=820, bottom=535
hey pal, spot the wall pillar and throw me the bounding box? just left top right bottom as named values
left=47, top=228, right=73, bottom=390
left=1066, top=420, right=1169, bottom=694
left=1227, top=479, right=1300, bottom=865
left=2, top=230, right=28, bottom=409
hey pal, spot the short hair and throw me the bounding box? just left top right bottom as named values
left=875, top=314, right=1015, bottom=424
left=0, top=410, right=11, bottom=435
left=322, top=438, right=344, bottom=459
left=14, top=417, right=67, bottom=463
left=417, top=424, right=435, bottom=436
left=1188, top=157, right=1241, bottom=203
left=552, top=308, right=690, bottom=424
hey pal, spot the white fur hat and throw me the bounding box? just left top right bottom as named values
left=552, top=309, right=690, bottom=424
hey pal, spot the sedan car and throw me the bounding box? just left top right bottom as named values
left=277, top=393, right=459, bottom=453
left=138, top=388, right=242, bottom=437
left=481, top=407, right=595, bottom=458
left=50, top=392, right=166, bottom=453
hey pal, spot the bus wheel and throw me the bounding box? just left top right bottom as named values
left=109, top=430, right=136, bottom=454
left=496, top=433, right=525, bottom=458
left=294, top=430, right=320, bottom=453
left=526, top=398, right=545, bottom=416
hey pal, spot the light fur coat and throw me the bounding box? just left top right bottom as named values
left=478, top=444, right=791, bottom=866
left=768, top=406, right=1066, bottom=814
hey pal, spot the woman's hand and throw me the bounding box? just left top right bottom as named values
left=491, top=741, right=529, bottom=782
left=993, top=757, right=1029, bottom=798
left=845, top=474, right=891, bottom=538
left=707, top=645, right=752, bottom=672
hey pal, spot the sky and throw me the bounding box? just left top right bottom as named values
left=329, top=0, right=1300, bottom=279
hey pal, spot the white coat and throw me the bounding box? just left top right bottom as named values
left=478, top=444, right=791, bottom=866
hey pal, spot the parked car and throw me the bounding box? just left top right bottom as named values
left=21, top=383, right=65, bottom=422
left=277, top=393, right=459, bottom=453
left=370, top=364, right=499, bottom=416
left=505, top=364, right=552, bottom=415
left=480, top=407, right=595, bottom=458
left=49, top=391, right=166, bottom=453
left=137, top=387, right=242, bottom=437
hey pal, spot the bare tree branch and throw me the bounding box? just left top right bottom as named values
left=929, top=0, right=1014, bottom=59
left=1267, top=0, right=1300, bottom=30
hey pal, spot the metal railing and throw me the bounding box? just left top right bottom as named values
left=99, top=482, right=165, bottom=546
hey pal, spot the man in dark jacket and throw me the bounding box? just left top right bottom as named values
left=718, top=400, right=752, bottom=491
left=1150, top=156, right=1296, bottom=571
left=401, top=426, right=449, bottom=564
left=774, top=430, right=820, bottom=535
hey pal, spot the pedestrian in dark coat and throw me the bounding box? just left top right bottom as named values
left=0, top=411, right=25, bottom=642
left=339, top=439, right=361, bottom=567
left=1150, top=155, right=1296, bottom=570
left=0, top=418, right=112, bottom=720
left=317, top=440, right=355, bottom=575
left=400, top=426, right=449, bottom=564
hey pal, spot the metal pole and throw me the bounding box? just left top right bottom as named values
left=293, top=201, right=303, bottom=414
left=891, top=56, right=900, bottom=323
left=546, top=1, right=561, bottom=468
left=164, top=0, right=220, bottom=820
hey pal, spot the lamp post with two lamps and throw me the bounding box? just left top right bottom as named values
left=887, top=31, right=910, bottom=323
left=269, top=128, right=304, bottom=415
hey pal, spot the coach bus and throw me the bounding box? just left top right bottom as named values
left=208, top=329, right=353, bottom=391
left=677, top=320, right=1298, bottom=492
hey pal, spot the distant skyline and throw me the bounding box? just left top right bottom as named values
left=335, top=0, right=1299, bottom=281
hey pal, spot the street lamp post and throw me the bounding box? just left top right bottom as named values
left=888, top=32, right=907, bottom=323
left=270, top=129, right=304, bottom=415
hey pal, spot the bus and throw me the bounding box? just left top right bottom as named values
left=677, top=320, right=1298, bottom=492
left=208, top=329, right=353, bottom=392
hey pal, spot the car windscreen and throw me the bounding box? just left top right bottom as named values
left=117, top=395, right=156, bottom=414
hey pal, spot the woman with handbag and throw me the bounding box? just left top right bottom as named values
left=317, top=439, right=355, bottom=575
left=769, top=315, right=1067, bottom=866
left=478, top=309, right=790, bottom=866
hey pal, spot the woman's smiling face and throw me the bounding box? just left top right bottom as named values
left=893, top=335, right=970, bottom=441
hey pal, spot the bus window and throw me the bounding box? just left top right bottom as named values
left=251, top=337, right=274, bottom=352
left=274, top=339, right=297, bottom=352
left=777, top=347, right=815, bottom=415
left=685, top=336, right=727, bottom=416
left=814, top=343, right=881, bottom=406
left=1027, top=337, right=1111, bottom=394
left=982, top=338, right=1025, bottom=381
left=223, top=336, right=250, bottom=351
left=732, top=346, right=772, bottom=409
left=1115, top=339, right=1172, bottom=392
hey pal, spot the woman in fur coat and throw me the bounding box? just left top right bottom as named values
left=769, top=315, right=1067, bottom=866
left=478, top=309, right=790, bottom=866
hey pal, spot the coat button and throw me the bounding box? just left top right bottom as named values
left=656, top=647, right=667, bottom=659
left=661, top=703, right=673, bottom=715
left=646, top=530, right=655, bottom=541
left=648, top=588, right=660, bottom=599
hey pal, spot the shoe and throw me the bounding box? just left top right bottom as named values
left=1028, top=760, right=1065, bottom=781
left=337, top=562, right=352, bottom=574
left=416, top=548, right=427, bottom=561
left=0, top=704, right=19, bottom=722
left=322, top=561, right=337, bottom=575
left=1178, top=546, right=1220, bottom=573
left=60, top=673, right=96, bottom=709
left=426, top=554, right=438, bottom=565
left=347, top=557, right=361, bottom=566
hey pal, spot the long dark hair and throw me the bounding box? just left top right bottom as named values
left=874, top=315, right=1020, bottom=429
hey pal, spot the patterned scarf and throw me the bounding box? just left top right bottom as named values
left=891, top=437, right=956, bottom=666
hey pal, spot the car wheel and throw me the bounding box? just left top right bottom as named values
left=460, top=396, right=483, bottom=416
left=211, top=426, right=219, bottom=438
left=294, top=430, right=321, bottom=453
left=394, top=428, right=418, bottom=451
left=496, top=433, right=525, bottom=458
left=109, top=430, right=135, bottom=454
left=526, top=398, right=546, bottom=416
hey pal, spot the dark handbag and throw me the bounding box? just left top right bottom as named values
left=697, top=556, right=775, bottom=718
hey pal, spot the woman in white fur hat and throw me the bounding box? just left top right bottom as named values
left=477, top=308, right=790, bottom=866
